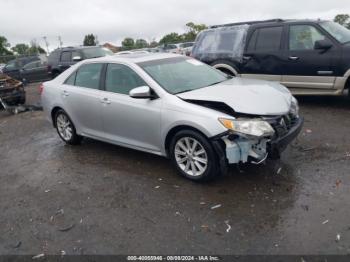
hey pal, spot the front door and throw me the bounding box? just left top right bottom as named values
left=282, top=24, right=336, bottom=89
left=101, top=63, right=162, bottom=152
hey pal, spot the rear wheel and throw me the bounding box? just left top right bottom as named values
left=211, top=60, right=238, bottom=77
left=54, top=110, right=82, bottom=145
left=169, top=130, right=220, bottom=181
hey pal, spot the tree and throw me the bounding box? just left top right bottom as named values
left=0, top=36, right=12, bottom=55
left=121, top=37, right=135, bottom=50
left=83, top=34, right=98, bottom=46
left=183, top=22, right=208, bottom=42
left=159, top=32, right=182, bottom=45
left=134, top=39, right=149, bottom=49
left=11, top=43, right=30, bottom=55
left=149, top=40, right=158, bottom=48
left=334, top=14, right=350, bottom=29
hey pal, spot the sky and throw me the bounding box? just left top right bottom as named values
left=1, top=0, right=350, bottom=51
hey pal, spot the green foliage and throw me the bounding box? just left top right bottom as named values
left=11, top=42, right=46, bottom=55
left=159, top=32, right=182, bottom=45
left=83, top=34, right=98, bottom=46
left=134, top=39, right=149, bottom=49
left=0, top=36, right=13, bottom=55
left=183, top=22, right=208, bottom=42
left=121, top=37, right=135, bottom=50
left=149, top=40, right=158, bottom=48
left=11, top=43, right=30, bottom=55
left=159, top=22, right=207, bottom=45
left=334, top=14, right=350, bottom=29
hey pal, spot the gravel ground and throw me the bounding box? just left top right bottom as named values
left=0, top=83, right=349, bottom=255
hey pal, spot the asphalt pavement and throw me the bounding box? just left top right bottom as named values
left=0, top=83, right=349, bottom=255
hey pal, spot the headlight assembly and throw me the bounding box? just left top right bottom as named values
left=290, top=97, right=299, bottom=117
left=219, top=118, right=275, bottom=138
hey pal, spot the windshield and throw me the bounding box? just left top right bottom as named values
left=81, top=47, right=113, bottom=59
left=138, top=57, right=228, bottom=94
left=320, top=21, right=350, bottom=44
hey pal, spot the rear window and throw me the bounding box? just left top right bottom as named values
left=192, top=25, right=249, bottom=59
left=74, top=63, right=103, bottom=89
left=60, top=51, right=71, bottom=62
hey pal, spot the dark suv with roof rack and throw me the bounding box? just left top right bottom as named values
left=191, top=19, right=350, bottom=96
left=47, top=46, right=113, bottom=78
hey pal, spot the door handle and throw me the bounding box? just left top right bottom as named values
left=101, top=97, right=111, bottom=104
left=288, top=56, right=299, bottom=61
left=62, top=90, right=69, bottom=97
left=243, top=55, right=251, bottom=61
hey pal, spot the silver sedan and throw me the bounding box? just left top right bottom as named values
left=41, top=53, right=303, bottom=181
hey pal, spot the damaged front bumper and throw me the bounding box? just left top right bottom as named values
left=212, top=117, right=304, bottom=168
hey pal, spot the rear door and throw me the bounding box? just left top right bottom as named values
left=282, top=24, right=336, bottom=89
left=61, top=63, right=104, bottom=137
left=241, top=25, right=285, bottom=81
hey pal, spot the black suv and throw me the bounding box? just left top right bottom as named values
left=47, top=46, right=113, bottom=78
left=192, top=19, right=350, bottom=96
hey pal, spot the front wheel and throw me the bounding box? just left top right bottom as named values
left=169, top=130, right=221, bottom=181
left=54, top=110, right=82, bottom=145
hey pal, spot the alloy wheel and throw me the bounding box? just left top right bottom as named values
left=56, top=113, right=73, bottom=141
left=174, top=137, right=208, bottom=177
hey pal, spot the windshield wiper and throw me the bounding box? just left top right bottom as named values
left=175, top=89, right=194, bottom=94
left=207, top=80, right=225, bottom=86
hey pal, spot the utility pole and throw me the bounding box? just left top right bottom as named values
left=58, top=36, right=63, bottom=48
left=43, top=36, right=49, bottom=54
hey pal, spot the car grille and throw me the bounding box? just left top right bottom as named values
left=264, top=113, right=299, bottom=138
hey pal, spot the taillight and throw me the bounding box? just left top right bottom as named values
left=39, top=83, right=44, bottom=95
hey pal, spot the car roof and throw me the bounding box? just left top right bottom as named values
left=210, top=19, right=329, bottom=29
left=53, top=46, right=104, bottom=52
left=86, top=53, right=183, bottom=64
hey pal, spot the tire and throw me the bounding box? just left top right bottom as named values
left=169, top=130, right=221, bottom=181
left=54, top=109, right=82, bottom=145
left=211, top=60, right=238, bottom=76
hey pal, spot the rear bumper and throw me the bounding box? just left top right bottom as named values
left=268, top=117, right=304, bottom=159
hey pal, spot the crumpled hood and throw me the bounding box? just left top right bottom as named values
left=177, top=77, right=292, bottom=116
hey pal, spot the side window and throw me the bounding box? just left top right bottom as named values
left=64, top=72, right=77, bottom=85
left=23, top=61, right=36, bottom=70
left=255, top=27, right=283, bottom=52
left=72, top=51, right=81, bottom=59
left=5, top=60, right=17, bottom=70
left=289, top=25, right=326, bottom=50
left=105, top=64, right=147, bottom=95
left=60, top=51, right=71, bottom=62
left=247, top=30, right=258, bottom=52
left=75, top=63, right=103, bottom=89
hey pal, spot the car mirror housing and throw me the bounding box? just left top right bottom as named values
left=314, top=39, right=333, bottom=51
left=72, top=56, right=82, bottom=62
left=129, top=86, right=153, bottom=99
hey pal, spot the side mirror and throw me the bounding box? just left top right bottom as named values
left=314, top=39, right=333, bottom=50
left=72, top=56, right=82, bottom=62
left=129, top=86, right=153, bottom=99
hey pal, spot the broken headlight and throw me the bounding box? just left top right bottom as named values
left=219, top=118, right=275, bottom=138
left=290, top=97, right=299, bottom=117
